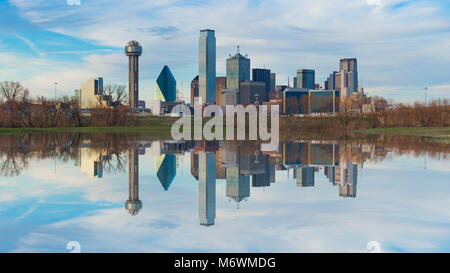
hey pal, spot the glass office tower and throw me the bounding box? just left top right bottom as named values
left=226, top=50, right=250, bottom=90
left=199, top=152, right=216, bottom=226
left=156, top=65, right=176, bottom=102
left=199, top=29, right=216, bottom=104
left=252, top=68, right=271, bottom=95
left=297, top=69, right=315, bottom=89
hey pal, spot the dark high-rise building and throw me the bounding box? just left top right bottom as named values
left=252, top=159, right=272, bottom=188
left=190, top=152, right=199, bottom=180
left=325, top=71, right=338, bottom=90
left=125, top=41, right=142, bottom=108
left=296, top=167, right=315, bottom=187
left=297, top=69, right=315, bottom=89
left=190, top=75, right=199, bottom=104
left=216, top=76, right=226, bottom=107
left=270, top=73, right=276, bottom=92
left=239, top=81, right=266, bottom=105
left=226, top=165, right=250, bottom=203
left=226, top=47, right=250, bottom=90
left=252, top=68, right=271, bottom=97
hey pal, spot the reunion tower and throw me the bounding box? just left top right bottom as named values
left=125, top=41, right=142, bottom=108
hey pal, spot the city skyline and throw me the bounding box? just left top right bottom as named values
left=51, top=139, right=367, bottom=221
left=1, top=0, right=449, bottom=104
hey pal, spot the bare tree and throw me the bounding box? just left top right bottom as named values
left=103, top=84, right=128, bottom=105
left=91, top=84, right=133, bottom=127
left=0, top=81, right=29, bottom=102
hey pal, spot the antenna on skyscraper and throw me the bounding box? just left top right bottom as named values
left=237, top=45, right=240, bottom=54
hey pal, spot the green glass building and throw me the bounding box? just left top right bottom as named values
left=156, top=65, right=176, bottom=102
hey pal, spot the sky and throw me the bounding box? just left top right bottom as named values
left=0, top=0, right=449, bottom=104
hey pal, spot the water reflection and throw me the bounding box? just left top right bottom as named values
left=126, top=146, right=141, bottom=216
left=1, top=134, right=450, bottom=252
left=1, top=134, right=448, bottom=227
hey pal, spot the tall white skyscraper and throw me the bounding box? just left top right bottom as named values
left=199, top=152, right=216, bottom=226
left=199, top=29, right=216, bottom=104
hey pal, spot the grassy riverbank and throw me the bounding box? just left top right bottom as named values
left=0, top=116, right=173, bottom=135
left=1, top=114, right=449, bottom=144
left=0, top=124, right=173, bottom=136
left=357, top=127, right=450, bottom=144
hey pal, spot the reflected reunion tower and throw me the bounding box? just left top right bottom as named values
left=125, top=41, right=142, bottom=108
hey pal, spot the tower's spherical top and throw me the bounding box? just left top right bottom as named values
left=125, top=200, right=142, bottom=216
left=125, top=40, right=142, bottom=56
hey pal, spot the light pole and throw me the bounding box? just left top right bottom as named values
left=424, top=87, right=428, bottom=106
left=54, top=82, right=58, bottom=101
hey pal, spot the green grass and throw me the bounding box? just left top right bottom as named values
left=356, top=127, right=450, bottom=144
left=0, top=125, right=172, bottom=135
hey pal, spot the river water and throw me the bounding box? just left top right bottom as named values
left=0, top=134, right=449, bottom=252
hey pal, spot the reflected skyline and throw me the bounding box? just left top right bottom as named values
left=24, top=136, right=442, bottom=225
left=0, top=134, right=449, bottom=252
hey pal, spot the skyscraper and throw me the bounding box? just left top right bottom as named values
left=325, top=71, right=338, bottom=90
left=226, top=165, right=250, bottom=204
left=199, top=152, right=216, bottom=226
left=337, top=161, right=357, bottom=197
left=270, top=73, right=276, bottom=93
left=156, top=65, right=176, bottom=102
left=340, top=58, right=358, bottom=91
left=125, top=41, right=142, bottom=108
left=216, top=76, right=226, bottom=107
left=296, top=167, right=315, bottom=187
left=156, top=154, right=177, bottom=191
left=296, top=69, right=315, bottom=89
left=190, top=75, right=199, bottom=104
left=336, top=58, right=358, bottom=98
left=156, top=65, right=177, bottom=102
left=199, top=29, right=216, bottom=104
left=252, top=68, right=271, bottom=97
left=226, top=47, right=250, bottom=90
left=239, top=81, right=266, bottom=105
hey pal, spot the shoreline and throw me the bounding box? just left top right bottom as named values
left=0, top=126, right=448, bottom=143
left=0, top=126, right=172, bottom=135
left=356, top=127, right=450, bottom=144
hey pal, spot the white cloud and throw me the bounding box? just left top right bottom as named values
left=367, top=0, right=382, bottom=6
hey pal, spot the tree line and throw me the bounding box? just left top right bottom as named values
left=0, top=81, right=135, bottom=128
